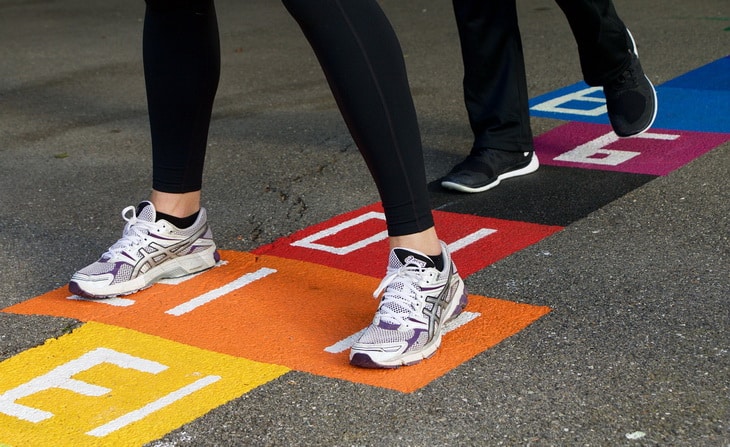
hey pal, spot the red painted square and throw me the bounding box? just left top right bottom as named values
left=535, top=122, right=729, bottom=175
left=253, top=203, right=563, bottom=278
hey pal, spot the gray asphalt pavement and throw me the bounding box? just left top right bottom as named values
left=1, top=0, right=728, bottom=446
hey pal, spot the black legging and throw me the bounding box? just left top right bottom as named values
left=143, top=0, right=433, bottom=236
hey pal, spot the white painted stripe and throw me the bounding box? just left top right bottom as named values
left=165, top=268, right=276, bottom=316
left=324, top=312, right=481, bottom=354
left=324, top=328, right=366, bottom=354
left=443, top=311, right=481, bottom=332
left=636, top=132, right=681, bottom=141
left=446, top=229, right=497, bottom=253
left=66, top=296, right=136, bottom=307
left=86, top=375, right=221, bottom=437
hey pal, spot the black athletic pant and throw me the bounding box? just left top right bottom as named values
left=452, top=0, right=631, bottom=152
left=144, top=0, right=433, bottom=236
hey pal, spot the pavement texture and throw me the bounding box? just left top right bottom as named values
left=0, top=0, right=728, bottom=446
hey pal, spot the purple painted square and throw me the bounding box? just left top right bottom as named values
left=534, top=122, right=729, bottom=176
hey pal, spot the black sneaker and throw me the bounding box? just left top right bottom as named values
left=440, top=149, right=539, bottom=193
left=603, top=30, right=657, bottom=137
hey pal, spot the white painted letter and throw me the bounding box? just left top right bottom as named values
left=530, top=86, right=607, bottom=116
left=0, top=348, right=166, bottom=423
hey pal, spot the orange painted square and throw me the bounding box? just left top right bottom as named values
left=4, top=251, right=550, bottom=393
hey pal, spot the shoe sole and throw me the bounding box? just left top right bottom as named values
left=350, top=270, right=468, bottom=369
left=69, top=247, right=220, bottom=299
left=441, top=152, right=540, bottom=193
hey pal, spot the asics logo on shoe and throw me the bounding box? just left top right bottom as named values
left=423, top=293, right=445, bottom=338
left=421, top=264, right=455, bottom=339
left=403, top=255, right=427, bottom=269
left=128, top=225, right=211, bottom=278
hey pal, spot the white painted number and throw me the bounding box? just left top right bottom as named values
left=291, top=211, right=388, bottom=255
left=555, top=131, right=680, bottom=166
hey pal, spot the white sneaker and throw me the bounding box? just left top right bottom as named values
left=350, top=241, right=467, bottom=368
left=69, top=201, right=219, bottom=298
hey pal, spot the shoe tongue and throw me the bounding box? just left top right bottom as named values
left=392, top=248, right=435, bottom=270
left=376, top=248, right=434, bottom=327
left=135, top=201, right=157, bottom=222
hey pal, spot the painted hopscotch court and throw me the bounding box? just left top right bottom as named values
left=1, top=56, right=728, bottom=446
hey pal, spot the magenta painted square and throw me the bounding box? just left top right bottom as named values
left=534, top=122, right=729, bottom=176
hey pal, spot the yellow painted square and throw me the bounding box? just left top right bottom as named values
left=0, top=322, right=289, bottom=447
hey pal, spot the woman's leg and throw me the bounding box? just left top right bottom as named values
left=282, top=0, right=437, bottom=251
left=283, top=0, right=467, bottom=369
left=144, top=0, right=220, bottom=216
left=69, top=0, right=221, bottom=298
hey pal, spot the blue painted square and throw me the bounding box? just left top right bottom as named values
left=529, top=56, right=730, bottom=134
left=661, top=55, right=730, bottom=91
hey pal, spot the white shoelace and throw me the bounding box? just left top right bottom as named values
left=373, top=264, right=425, bottom=325
left=103, top=206, right=159, bottom=258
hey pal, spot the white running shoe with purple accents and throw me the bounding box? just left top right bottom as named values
left=69, top=201, right=219, bottom=299
left=350, top=241, right=467, bottom=368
